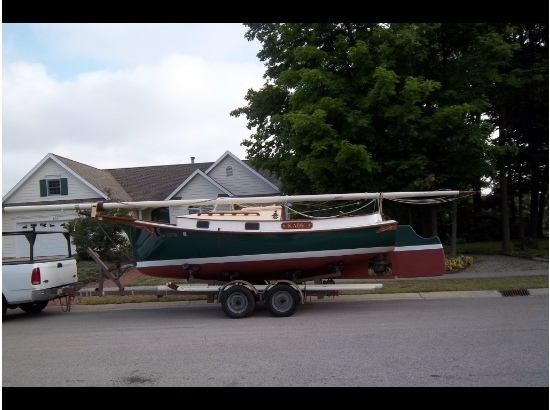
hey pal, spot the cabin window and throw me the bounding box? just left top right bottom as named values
left=245, top=222, right=260, bottom=230
left=39, top=178, right=68, bottom=197
left=196, top=221, right=210, bottom=229
left=226, top=166, right=233, bottom=177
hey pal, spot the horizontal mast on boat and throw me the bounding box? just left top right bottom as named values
left=2, top=191, right=472, bottom=213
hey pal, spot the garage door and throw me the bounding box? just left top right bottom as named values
left=16, top=220, right=76, bottom=258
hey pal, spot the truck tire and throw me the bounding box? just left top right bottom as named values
left=19, top=301, right=49, bottom=314
left=220, top=285, right=255, bottom=319
left=2, top=297, right=7, bottom=319
left=266, top=284, right=299, bottom=317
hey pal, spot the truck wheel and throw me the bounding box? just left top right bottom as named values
left=19, top=301, right=49, bottom=314
left=266, top=284, right=299, bottom=317
left=2, top=298, right=7, bottom=319
left=220, top=285, right=255, bottom=319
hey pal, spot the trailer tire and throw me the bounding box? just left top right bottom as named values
left=266, top=284, right=299, bottom=317
left=19, top=301, right=49, bottom=314
left=220, top=285, right=255, bottom=319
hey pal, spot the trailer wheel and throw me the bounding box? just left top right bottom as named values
left=220, top=285, right=255, bottom=318
left=19, top=301, right=49, bottom=314
left=266, top=284, right=299, bottom=317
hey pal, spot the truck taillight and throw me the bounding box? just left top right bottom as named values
left=31, top=267, right=41, bottom=285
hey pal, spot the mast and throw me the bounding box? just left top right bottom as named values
left=2, top=191, right=471, bottom=213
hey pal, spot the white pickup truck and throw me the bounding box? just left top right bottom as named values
left=2, top=229, right=82, bottom=318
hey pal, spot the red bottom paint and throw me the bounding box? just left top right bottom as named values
left=136, top=252, right=392, bottom=282
left=135, top=246, right=447, bottom=282
left=387, top=248, right=446, bottom=278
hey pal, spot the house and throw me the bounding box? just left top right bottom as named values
left=2, top=151, right=281, bottom=259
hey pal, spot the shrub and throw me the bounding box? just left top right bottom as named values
left=445, top=254, right=474, bottom=271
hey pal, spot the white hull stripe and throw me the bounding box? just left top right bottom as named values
left=394, top=244, right=443, bottom=252
left=136, top=246, right=395, bottom=268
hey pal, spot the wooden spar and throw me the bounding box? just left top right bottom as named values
left=2, top=190, right=471, bottom=213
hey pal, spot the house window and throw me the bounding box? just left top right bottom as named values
left=48, top=180, right=61, bottom=195
left=226, top=166, right=233, bottom=177
left=39, top=178, right=68, bottom=197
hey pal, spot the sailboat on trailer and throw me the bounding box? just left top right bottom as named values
left=4, top=190, right=471, bottom=283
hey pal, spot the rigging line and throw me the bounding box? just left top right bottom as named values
left=286, top=200, right=375, bottom=219
left=388, top=197, right=459, bottom=204
left=290, top=199, right=376, bottom=215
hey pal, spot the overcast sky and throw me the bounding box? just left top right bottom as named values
left=2, top=23, right=266, bottom=197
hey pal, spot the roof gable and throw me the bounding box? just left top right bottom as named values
left=166, top=170, right=232, bottom=200
left=2, top=153, right=111, bottom=203
left=206, top=151, right=279, bottom=191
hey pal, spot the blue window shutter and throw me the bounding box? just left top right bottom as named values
left=61, top=178, right=68, bottom=195
left=39, top=179, right=47, bottom=197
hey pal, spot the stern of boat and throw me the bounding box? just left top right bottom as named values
left=386, top=225, right=446, bottom=277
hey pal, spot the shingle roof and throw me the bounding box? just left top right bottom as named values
left=105, top=163, right=212, bottom=201
left=55, top=155, right=134, bottom=201
left=55, top=155, right=281, bottom=202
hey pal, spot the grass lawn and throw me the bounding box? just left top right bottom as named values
left=446, top=238, right=548, bottom=258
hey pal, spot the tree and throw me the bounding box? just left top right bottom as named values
left=67, top=208, right=134, bottom=264
left=232, top=23, right=548, bottom=244
left=232, top=23, right=492, bottom=195
left=483, top=23, right=548, bottom=248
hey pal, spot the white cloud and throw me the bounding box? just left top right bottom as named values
left=2, top=23, right=265, bottom=196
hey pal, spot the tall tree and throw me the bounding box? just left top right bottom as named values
left=232, top=23, right=493, bottom=197
left=232, top=23, right=548, bottom=244
left=508, top=24, right=548, bottom=240
left=483, top=23, right=548, bottom=247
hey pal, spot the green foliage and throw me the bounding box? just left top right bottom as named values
left=77, top=261, right=102, bottom=284
left=514, top=237, right=541, bottom=251
left=236, top=23, right=548, bottom=247
left=445, top=254, right=474, bottom=271
left=68, top=209, right=134, bottom=265
left=445, top=238, right=549, bottom=259
left=233, top=23, right=498, bottom=196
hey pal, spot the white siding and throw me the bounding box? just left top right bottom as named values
left=2, top=210, right=79, bottom=258
left=168, top=175, right=226, bottom=224
left=2, top=216, right=17, bottom=257
left=168, top=205, right=187, bottom=224
left=207, top=157, right=276, bottom=196
left=14, top=220, right=75, bottom=258
left=4, top=159, right=98, bottom=205
left=173, top=175, right=226, bottom=200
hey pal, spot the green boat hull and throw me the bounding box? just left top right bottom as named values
left=122, top=222, right=398, bottom=282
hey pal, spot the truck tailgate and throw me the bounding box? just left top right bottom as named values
left=34, top=258, right=79, bottom=289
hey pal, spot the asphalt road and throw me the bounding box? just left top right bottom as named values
left=2, top=291, right=548, bottom=387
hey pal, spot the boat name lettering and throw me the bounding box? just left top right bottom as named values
left=159, top=232, right=181, bottom=238
left=281, top=222, right=313, bottom=230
